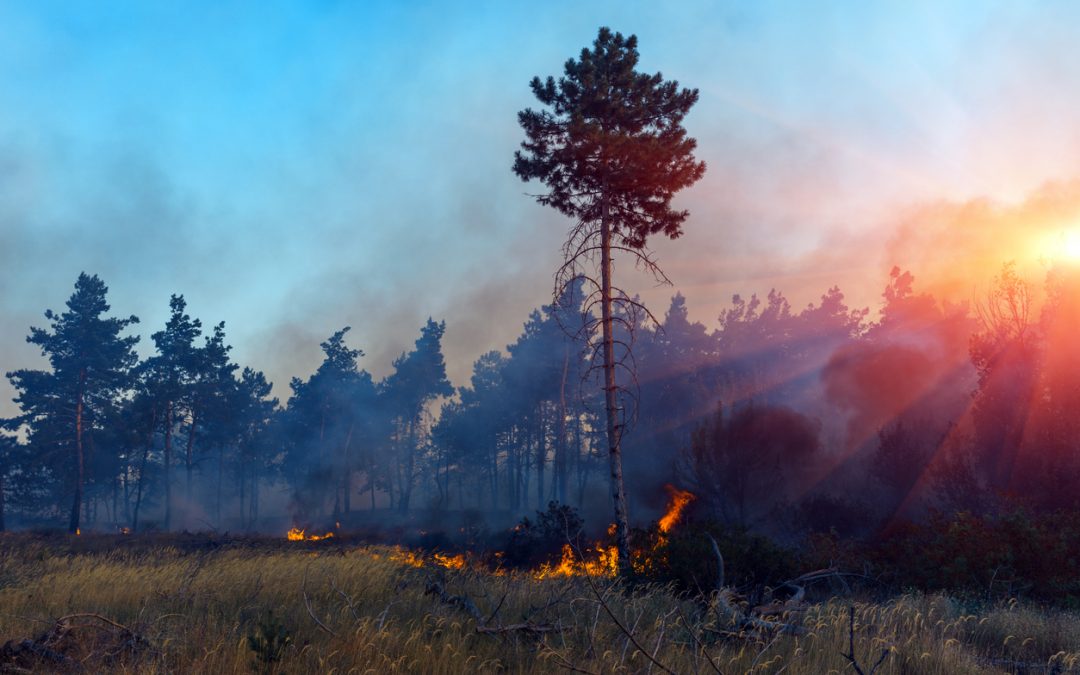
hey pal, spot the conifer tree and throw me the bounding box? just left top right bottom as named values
left=6, top=273, right=139, bottom=533
left=143, top=295, right=202, bottom=530
left=514, top=27, right=705, bottom=574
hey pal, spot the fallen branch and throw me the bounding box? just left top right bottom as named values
left=476, top=622, right=561, bottom=636
left=301, top=566, right=338, bottom=637
left=570, top=544, right=677, bottom=675
left=704, top=533, right=806, bottom=637
left=425, top=579, right=561, bottom=637
left=424, top=579, right=483, bottom=622
left=0, top=612, right=152, bottom=673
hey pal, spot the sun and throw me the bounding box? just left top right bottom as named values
left=1058, top=230, right=1080, bottom=259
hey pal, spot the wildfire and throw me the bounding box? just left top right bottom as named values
left=388, top=548, right=425, bottom=567
left=533, top=542, right=619, bottom=580
left=658, top=485, right=695, bottom=534
left=385, top=547, right=467, bottom=570
left=286, top=527, right=335, bottom=541
left=374, top=487, right=695, bottom=580
left=433, top=552, right=467, bottom=570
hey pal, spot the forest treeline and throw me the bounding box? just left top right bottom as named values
left=2, top=260, right=1079, bottom=537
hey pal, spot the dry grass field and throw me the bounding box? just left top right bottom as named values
left=0, top=534, right=1078, bottom=674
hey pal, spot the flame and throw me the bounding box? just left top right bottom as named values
left=119, top=527, right=131, bottom=535
left=389, top=548, right=425, bottom=567
left=370, top=488, right=694, bottom=580
left=532, top=541, right=619, bottom=580
left=286, top=527, right=334, bottom=541
left=433, top=552, right=467, bottom=570
left=386, top=547, right=467, bottom=570
left=658, top=485, right=695, bottom=534
left=75, top=528, right=81, bottom=536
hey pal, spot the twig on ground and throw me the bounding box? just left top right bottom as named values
left=301, top=565, right=338, bottom=637
left=839, top=605, right=890, bottom=675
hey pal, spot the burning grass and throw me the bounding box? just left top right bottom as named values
left=1, top=533, right=1078, bottom=673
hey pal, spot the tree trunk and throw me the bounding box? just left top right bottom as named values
left=0, top=463, right=6, bottom=532
left=401, top=418, right=415, bottom=512
left=490, top=437, right=499, bottom=511
left=163, top=400, right=173, bottom=531
left=537, top=403, right=547, bottom=510
left=250, top=463, right=259, bottom=527
left=238, top=460, right=246, bottom=529
left=69, top=369, right=87, bottom=534
left=185, top=408, right=198, bottom=513
left=600, top=201, right=632, bottom=577
left=557, top=346, right=569, bottom=504
left=132, top=406, right=156, bottom=532
left=216, top=445, right=223, bottom=528
left=341, top=421, right=354, bottom=516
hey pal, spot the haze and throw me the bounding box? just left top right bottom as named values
left=4, top=1, right=1080, bottom=415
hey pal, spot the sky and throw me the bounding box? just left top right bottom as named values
left=4, top=1, right=1080, bottom=416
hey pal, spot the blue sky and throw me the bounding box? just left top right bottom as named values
left=4, top=1, right=1080, bottom=413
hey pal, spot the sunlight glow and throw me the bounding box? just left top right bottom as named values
left=1063, top=230, right=1080, bottom=260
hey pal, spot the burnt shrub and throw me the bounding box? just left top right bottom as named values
left=501, top=501, right=585, bottom=568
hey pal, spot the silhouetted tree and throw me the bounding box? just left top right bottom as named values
left=182, top=321, right=238, bottom=519
left=970, top=263, right=1038, bottom=496
left=381, top=319, right=452, bottom=512
left=283, top=327, right=366, bottom=520
left=514, top=27, right=706, bottom=574
left=227, top=367, right=278, bottom=528
left=0, top=432, right=14, bottom=531
left=680, top=403, right=821, bottom=528
left=5, top=273, right=139, bottom=532
left=142, top=295, right=202, bottom=530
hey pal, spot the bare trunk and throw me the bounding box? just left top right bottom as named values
left=600, top=200, right=632, bottom=577
left=132, top=407, right=156, bottom=532
left=490, top=437, right=499, bottom=510
left=163, top=400, right=173, bottom=531
left=342, top=422, right=354, bottom=515
left=400, top=418, right=415, bottom=512
left=557, top=346, right=569, bottom=503
left=69, top=369, right=87, bottom=534
left=185, top=408, right=198, bottom=510
left=250, top=463, right=259, bottom=526
left=216, top=445, right=223, bottom=528
left=537, top=403, right=546, bottom=511
left=238, top=461, right=246, bottom=529
left=0, top=463, right=6, bottom=532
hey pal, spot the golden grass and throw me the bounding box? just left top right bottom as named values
left=0, top=537, right=1078, bottom=673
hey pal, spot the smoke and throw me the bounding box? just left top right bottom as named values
left=884, top=180, right=1080, bottom=304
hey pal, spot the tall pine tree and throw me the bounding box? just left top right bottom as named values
left=514, top=27, right=705, bottom=574
left=6, top=273, right=139, bottom=533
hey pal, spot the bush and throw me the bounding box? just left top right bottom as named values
left=874, top=508, right=1080, bottom=603
left=501, top=501, right=584, bottom=568
left=634, top=520, right=800, bottom=593
left=247, top=610, right=292, bottom=671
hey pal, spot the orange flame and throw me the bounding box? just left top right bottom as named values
left=286, top=527, right=334, bottom=541
left=658, top=485, right=695, bottom=534
left=372, top=488, right=694, bottom=580
left=433, top=552, right=467, bottom=570
left=386, top=547, right=467, bottom=570
left=533, top=540, right=619, bottom=580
